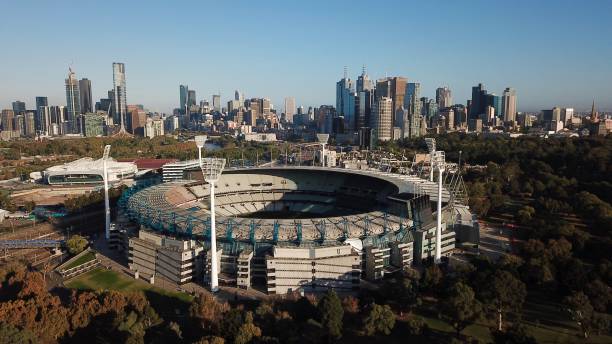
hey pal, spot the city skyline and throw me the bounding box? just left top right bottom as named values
left=1, top=0, right=611, bottom=112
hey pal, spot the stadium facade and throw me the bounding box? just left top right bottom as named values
left=116, top=166, right=476, bottom=294
left=43, top=157, right=137, bottom=185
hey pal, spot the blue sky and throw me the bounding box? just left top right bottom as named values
left=1, top=0, right=611, bottom=113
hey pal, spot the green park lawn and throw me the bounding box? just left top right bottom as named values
left=65, top=267, right=194, bottom=314
left=63, top=251, right=97, bottom=270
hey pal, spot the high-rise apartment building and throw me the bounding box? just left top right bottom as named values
left=112, top=62, right=127, bottom=127
left=435, top=86, right=452, bottom=109
left=80, top=113, right=106, bottom=137
left=35, top=97, right=48, bottom=110
left=372, top=97, right=393, bottom=141
left=24, top=111, right=36, bottom=136
left=502, top=88, right=517, bottom=123
left=79, top=78, right=93, bottom=113
left=283, top=97, right=296, bottom=123
left=65, top=68, right=81, bottom=133
left=1, top=109, right=15, bottom=131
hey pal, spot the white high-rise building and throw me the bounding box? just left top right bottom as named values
left=112, top=62, right=127, bottom=128
left=283, top=97, right=296, bottom=122
left=502, top=88, right=517, bottom=123
left=372, top=97, right=393, bottom=141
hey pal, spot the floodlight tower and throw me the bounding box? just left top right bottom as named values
left=316, top=133, right=329, bottom=167
left=432, top=150, right=446, bottom=263
left=103, top=145, right=111, bottom=240
left=194, top=135, right=207, bottom=167
left=201, top=157, right=226, bottom=292
left=425, top=138, right=436, bottom=182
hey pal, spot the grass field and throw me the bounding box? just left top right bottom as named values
left=63, top=251, right=97, bottom=270
left=65, top=268, right=194, bottom=318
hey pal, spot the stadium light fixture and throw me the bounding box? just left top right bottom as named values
left=425, top=138, right=436, bottom=182
left=200, top=157, right=226, bottom=292
left=103, top=145, right=111, bottom=240
left=194, top=135, right=207, bottom=167
left=316, top=133, right=329, bottom=167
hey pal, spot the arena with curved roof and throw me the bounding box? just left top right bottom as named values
left=117, top=166, right=475, bottom=294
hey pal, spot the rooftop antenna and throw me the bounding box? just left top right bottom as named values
left=343, top=66, right=347, bottom=79
left=362, top=65, right=366, bottom=75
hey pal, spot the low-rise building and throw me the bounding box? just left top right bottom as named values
left=128, top=230, right=204, bottom=284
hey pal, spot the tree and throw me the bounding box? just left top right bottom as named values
left=421, top=264, right=443, bottom=293
left=0, top=322, right=37, bottom=344
left=23, top=201, right=36, bottom=213
left=66, top=235, right=88, bottom=255
left=234, top=312, right=261, bottom=344
left=317, top=290, right=344, bottom=341
left=563, top=291, right=594, bottom=339
left=442, top=282, right=482, bottom=337
left=483, top=271, right=526, bottom=331
left=362, top=303, right=396, bottom=336
left=189, top=293, right=229, bottom=333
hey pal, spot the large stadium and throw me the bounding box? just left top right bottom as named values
left=117, top=165, right=476, bottom=294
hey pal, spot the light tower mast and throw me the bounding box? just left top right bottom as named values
left=195, top=135, right=207, bottom=166
left=431, top=149, right=446, bottom=263
left=200, top=154, right=226, bottom=292
left=103, top=145, right=111, bottom=240
left=316, top=133, right=329, bottom=167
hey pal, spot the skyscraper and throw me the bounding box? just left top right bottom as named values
left=188, top=90, right=197, bottom=108
left=1, top=109, right=15, bottom=131
left=405, top=83, right=422, bottom=132
left=35, top=97, right=48, bottom=133
left=435, top=86, right=452, bottom=109
left=35, top=97, right=48, bottom=110
left=12, top=101, right=26, bottom=114
left=502, top=87, right=517, bottom=123
left=79, top=78, right=93, bottom=113
left=179, top=85, right=189, bottom=115
left=112, top=62, right=127, bottom=128
left=371, top=97, right=393, bottom=141
left=356, top=66, right=373, bottom=93
left=212, top=94, right=221, bottom=112
left=356, top=89, right=373, bottom=130
left=486, top=94, right=502, bottom=118
left=376, top=76, right=407, bottom=128
left=470, top=83, right=488, bottom=118
left=65, top=67, right=81, bottom=133
left=284, top=97, right=296, bottom=122
left=336, top=69, right=355, bottom=129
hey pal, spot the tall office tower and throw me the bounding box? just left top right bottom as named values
left=284, top=97, right=296, bottom=122
left=65, top=68, right=81, bottom=133
left=35, top=97, right=48, bottom=133
left=187, top=90, right=197, bottom=108
left=316, top=105, right=336, bottom=134
left=375, top=77, right=407, bottom=127
left=234, top=90, right=244, bottom=103
left=408, top=108, right=422, bottom=138
left=356, top=90, right=373, bottom=130
left=405, top=82, right=421, bottom=118
left=356, top=66, right=373, bottom=93
left=371, top=97, right=393, bottom=141
left=37, top=106, right=52, bottom=134
left=112, top=62, right=127, bottom=128
left=212, top=94, right=221, bottom=112
left=435, top=86, right=452, bottom=109
left=262, top=98, right=271, bottom=116
left=561, top=108, right=574, bottom=126
left=1, top=109, right=15, bottom=131
left=35, top=97, right=48, bottom=110
left=179, top=85, right=189, bottom=115
left=470, top=83, right=488, bottom=118
left=336, top=68, right=354, bottom=118
left=452, top=105, right=467, bottom=128
left=502, top=87, right=517, bottom=123
left=14, top=114, right=25, bottom=136
left=12, top=101, right=26, bottom=114
left=79, top=78, right=93, bottom=113
left=486, top=94, right=502, bottom=118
